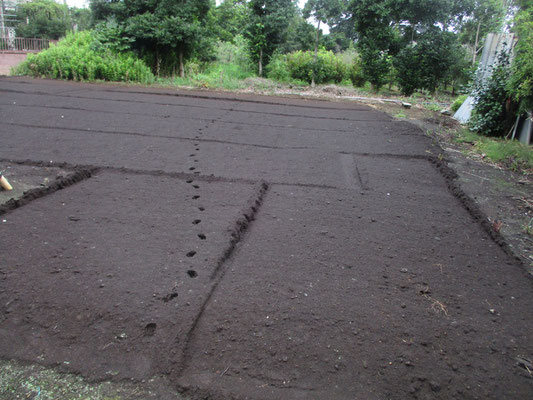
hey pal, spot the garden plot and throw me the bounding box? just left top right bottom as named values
left=0, top=171, right=258, bottom=381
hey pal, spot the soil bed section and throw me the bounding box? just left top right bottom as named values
left=1, top=77, right=533, bottom=400
left=0, top=171, right=256, bottom=381
left=179, top=184, right=533, bottom=400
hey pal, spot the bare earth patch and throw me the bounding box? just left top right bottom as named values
left=1, top=77, right=533, bottom=400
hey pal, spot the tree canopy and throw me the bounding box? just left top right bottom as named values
left=90, top=0, right=213, bottom=76
left=509, top=0, right=533, bottom=113
left=15, top=0, right=70, bottom=40
left=245, top=0, right=297, bottom=75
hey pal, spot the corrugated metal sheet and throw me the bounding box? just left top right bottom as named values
left=453, top=33, right=516, bottom=123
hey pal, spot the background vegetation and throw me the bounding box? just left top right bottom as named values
left=9, top=0, right=533, bottom=146
left=13, top=30, right=154, bottom=83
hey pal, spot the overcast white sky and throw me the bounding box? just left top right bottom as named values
left=64, top=0, right=88, bottom=8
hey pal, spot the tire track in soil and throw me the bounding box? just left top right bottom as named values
left=174, top=180, right=270, bottom=379
left=340, top=153, right=371, bottom=191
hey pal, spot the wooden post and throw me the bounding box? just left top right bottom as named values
left=0, top=174, right=12, bottom=191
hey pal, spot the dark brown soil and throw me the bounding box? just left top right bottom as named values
left=1, top=77, right=532, bottom=399
left=367, top=100, right=533, bottom=273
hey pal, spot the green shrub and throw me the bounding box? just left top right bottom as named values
left=359, top=46, right=390, bottom=92
left=187, top=62, right=254, bottom=89
left=348, top=53, right=366, bottom=87
left=451, top=94, right=468, bottom=112
left=426, top=103, right=442, bottom=112
left=508, top=2, right=533, bottom=114
left=266, top=53, right=292, bottom=82
left=185, top=59, right=203, bottom=77
left=285, top=50, right=314, bottom=83
left=394, top=46, right=420, bottom=96
left=469, top=51, right=513, bottom=137
left=268, top=49, right=348, bottom=85
left=216, top=35, right=253, bottom=71
left=12, top=31, right=154, bottom=84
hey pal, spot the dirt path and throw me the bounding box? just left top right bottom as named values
left=1, top=77, right=532, bottom=399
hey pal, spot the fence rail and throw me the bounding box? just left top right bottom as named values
left=0, top=37, right=57, bottom=52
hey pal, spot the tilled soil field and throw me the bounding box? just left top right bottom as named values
left=0, top=77, right=532, bottom=400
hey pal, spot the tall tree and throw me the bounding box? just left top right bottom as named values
left=70, top=7, right=92, bottom=32
left=303, top=0, right=344, bottom=86
left=350, top=0, right=398, bottom=90
left=212, top=0, right=250, bottom=42
left=90, top=0, right=212, bottom=77
left=509, top=0, right=533, bottom=113
left=15, top=0, right=70, bottom=40
left=278, top=15, right=316, bottom=54
left=347, top=0, right=473, bottom=91
left=458, top=0, right=506, bottom=65
left=245, top=0, right=297, bottom=76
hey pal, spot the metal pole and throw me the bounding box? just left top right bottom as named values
left=0, top=0, right=5, bottom=39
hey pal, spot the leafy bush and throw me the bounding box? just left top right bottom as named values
left=342, top=50, right=364, bottom=87
left=216, top=35, right=253, bottom=72
left=187, top=62, right=254, bottom=89
left=469, top=51, right=513, bottom=137
left=394, top=46, right=420, bottom=96
left=451, top=94, right=468, bottom=112
left=359, top=46, right=390, bottom=91
left=285, top=50, right=314, bottom=82
left=15, top=0, right=69, bottom=40
left=349, top=63, right=366, bottom=87
left=265, top=53, right=292, bottom=82
left=93, top=20, right=134, bottom=54
left=426, top=103, right=442, bottom=112
left=508, top=2, right=533, bottom=114
left=13, top=31, right=154, bottom=84
left=185, top=59, right=203, bottom=77
left=267, top=49, right=349, bottom=85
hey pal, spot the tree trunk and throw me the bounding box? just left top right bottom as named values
left=312, top=20, right=321, bottom=88
left=258, top=47, right=263, bottom=77
left=472, top=20, right=481, bottom=66
left=156, top=50, right=161, bottom=78
left=179, top=49, right=184, bottom=78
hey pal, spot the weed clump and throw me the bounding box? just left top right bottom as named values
left=12, top=31, right=154, bottom=84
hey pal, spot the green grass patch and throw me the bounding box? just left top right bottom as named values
left=0, top=359, right=182, bottom=400
left=454, top=128, right=533, bottom=171
left=451, top=94, right=468, bottom=112
left=159, top=62, right=254, bottom=90
left=425, top=103, right=442, bottom=112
